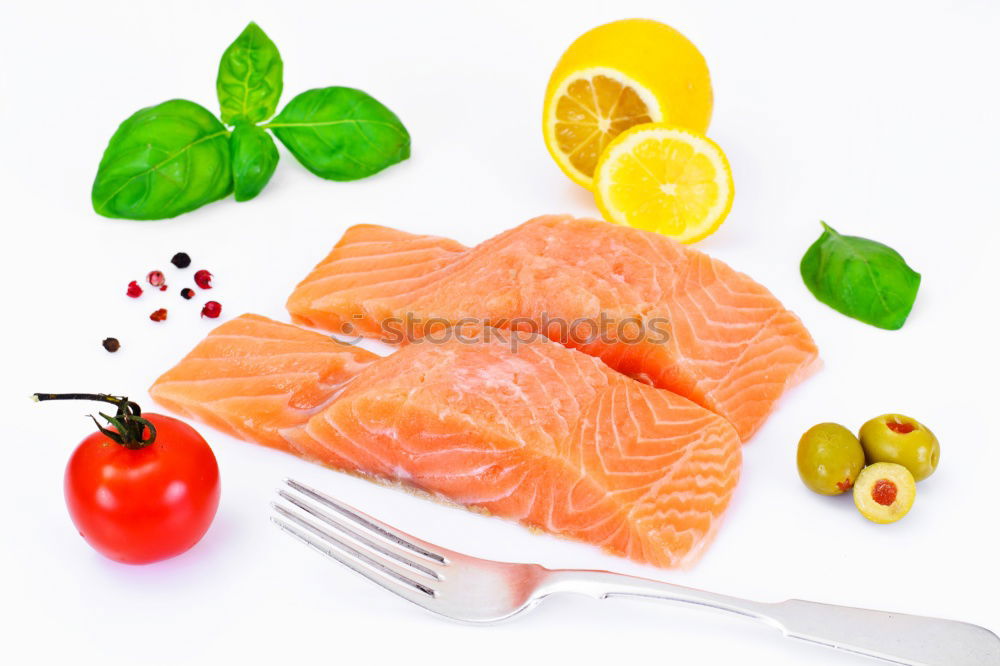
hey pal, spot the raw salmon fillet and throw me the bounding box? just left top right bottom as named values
left=286, top=215, right=819, bottom=440
left=151, top=314, right=742, bottom=568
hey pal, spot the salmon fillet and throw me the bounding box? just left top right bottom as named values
left=286, top=215, right=819, bottom=440
left=148, top=314, right=377, bottom=454
left=151, top=314, right=742, bottom=568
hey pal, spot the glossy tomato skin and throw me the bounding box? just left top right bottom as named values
left=64, top=413, right=220, bottom=564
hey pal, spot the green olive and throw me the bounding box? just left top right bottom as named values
left=858, top=414, right=939, bottom=482
left=854, top=462, right=916, bottom=523
left=797, top=423, right=866, bottom=495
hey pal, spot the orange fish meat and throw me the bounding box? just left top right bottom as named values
left=287, top=215, right=819, bottom=440
left=151, top=314, right=742, bottom=568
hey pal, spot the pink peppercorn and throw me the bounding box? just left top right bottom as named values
left=201, top=301, right=222, bottom=319
left=194, top=270, right=213, bottom=289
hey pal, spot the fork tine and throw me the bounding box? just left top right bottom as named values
left=284, top=478, right=447, bottom=564
left=271, top=504, right=436, bottom=598
left=277, top=489, right=441, bottom=580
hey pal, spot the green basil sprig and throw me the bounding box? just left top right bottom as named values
left=800, top=222, right=921, bottom=330
left=91, top=22, right=410, bottom=220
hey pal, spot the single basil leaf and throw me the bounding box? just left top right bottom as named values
left=230, top=123, right=279, bottom=202
left=800, top=222, right=921, bottom=330
left=269, top=87, right=410, bottom=180
left=217, top=22, right=283, bottom=125
left=92, top=99, right=232, bottom=220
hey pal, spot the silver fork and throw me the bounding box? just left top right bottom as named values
left=271, top=479, right=999, bottom=666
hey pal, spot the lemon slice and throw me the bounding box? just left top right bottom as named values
left=593, top=124, right=734, bottom=243
left=542, top=19, right=713, bottom=190
left=545, top=69, right=658, bottom=188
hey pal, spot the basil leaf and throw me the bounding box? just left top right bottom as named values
left=92, top=99, right=232, bottom=220
left=800, top=222, right=921, bottom=330
left=216, top=22, right=283, bottom=125
left=230, top=123, right=279, bottom=202
left=268, top=87, right=410, bottom=180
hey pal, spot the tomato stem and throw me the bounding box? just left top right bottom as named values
left=32, top=393, right=157, bottom=449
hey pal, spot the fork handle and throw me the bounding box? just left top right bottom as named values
left=542, top=569, right=1000, bottom=666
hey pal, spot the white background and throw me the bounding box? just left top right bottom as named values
left=2, top=1, right=998, bottom=664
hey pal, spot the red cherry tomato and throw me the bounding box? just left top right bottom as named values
left=64, top=413, right=220, bottom=564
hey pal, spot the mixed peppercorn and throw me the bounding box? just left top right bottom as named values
left=108, top=252, right=224, bottom=351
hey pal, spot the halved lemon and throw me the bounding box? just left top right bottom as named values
left=593, top=124, right=734, bottom=243
left=543, top=19, right=713, bottom=190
